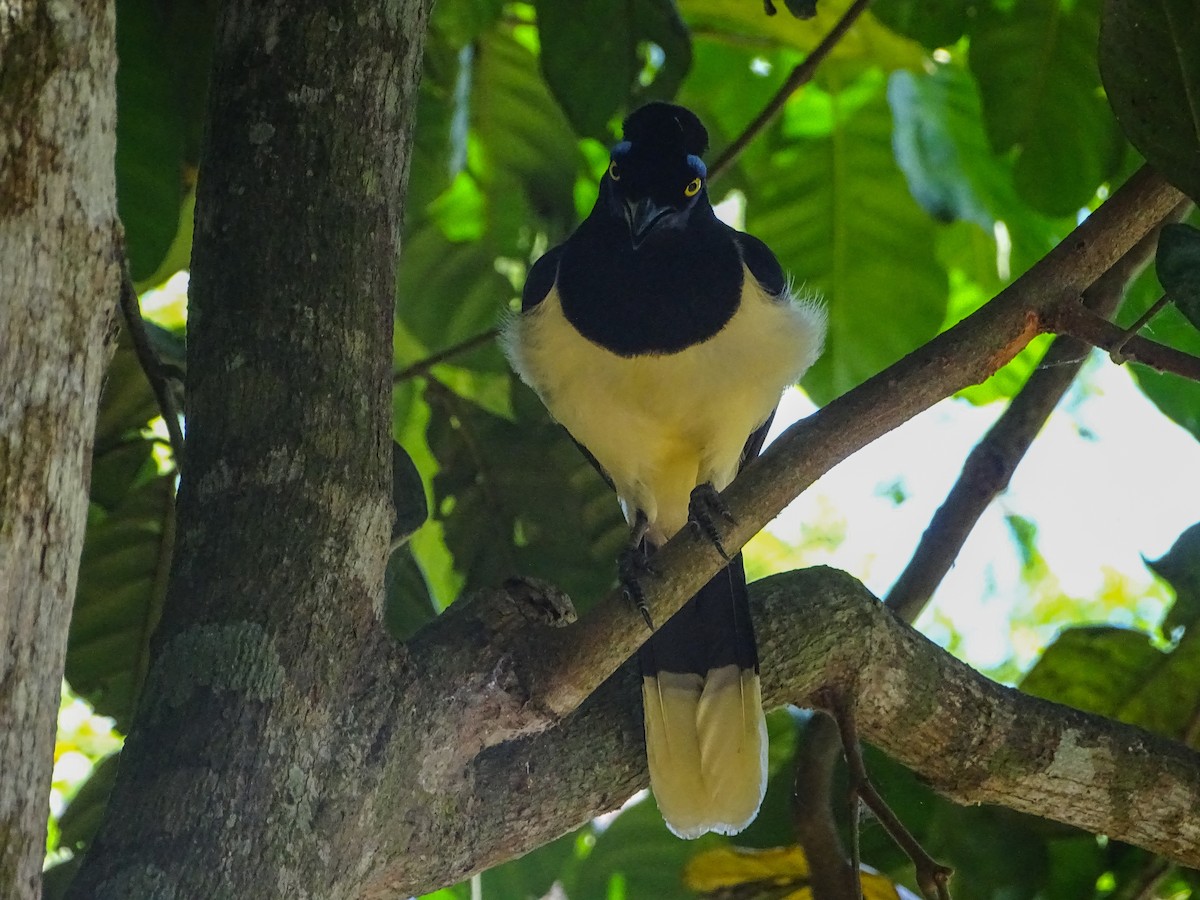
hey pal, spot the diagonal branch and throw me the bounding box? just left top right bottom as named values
left=1051, top=302, right=1200, bottom=381
left=885, top=205, right=1186, bottom=623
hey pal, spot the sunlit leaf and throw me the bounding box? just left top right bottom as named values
left=1100, top=0, right=1200, bottom=204
left=746, top=70, right=947, bottom=403
left=679, top=0, right=924, bottom=73
left=684, top=844, right=902, bottom=899
left=1022, top=624, right=1200, bottom=742
left=970, top=0, right=1122, bottom=216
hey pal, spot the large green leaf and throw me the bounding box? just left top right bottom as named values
left=746, top=70, right=947, bottom=403
left=68, top=325, right=181, bottom=732
left=427, top=383, right=627, bottom=608
left=115, top=0, right=214, bottom=282
left=472, top=30, right=583, bottom=237
left=1117, top=251, right=1200, bottom=440
left=1100, top=0, right=1200, bottom=203
left=1149, top=522, right=1200, bottom=638
left=679, top=0, right=925, bottom=73
left=872, top=0, right=968, bottom=50
left=1157, top=223, right=1200, bottom=329
left=1021, top=624, right=1200, bottom=742
left=970, top=0, right=1122, bottom=216
left=536, top=0, right=692, bottom=138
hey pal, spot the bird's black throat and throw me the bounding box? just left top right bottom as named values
left=556, top=208, right=743, bottom=357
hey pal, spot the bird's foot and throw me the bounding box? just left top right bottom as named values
left=688, top=482, right=736, bottom=561
left=619, top=542, right=658, bottom=631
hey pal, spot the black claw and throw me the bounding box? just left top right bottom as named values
left=619, top=542, right=657, bottom=631
left=689, top=482, right=736, bottom=561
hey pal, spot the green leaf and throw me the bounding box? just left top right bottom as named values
left=970, top=0, right=1122, bottom=216
left=746, top=70, right=947, bottom=403
left=115, top=0, right=213, bottom=281
left=396, top=219, right=513, bottom=363
left=1021, top=624, right=1200, bottom=742
left=1100, top=0, right=1200, bottom=203
left=536, top=0, right=692, bottom=138
left=1157, top=223, right=1200, bottom=329
left=563, top=798, right=723, bottom=900
left=427, top=384, right=626, bottom=608
left=472, top=30, right=584, bottom=237
left=1148, top=522, right=1200, bottom=637
left=480, top=828, right=582, bottom=899
left=872, top=0, right=968, bottom=50
left=680, top=0, right=925, bottom=73
left=1117, top=253, right=1200, bottom=440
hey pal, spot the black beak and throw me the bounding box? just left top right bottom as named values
left=624, top=197, right=672, bottom=249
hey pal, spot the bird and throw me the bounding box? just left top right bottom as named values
left=502, top=102, right=826, bottom=838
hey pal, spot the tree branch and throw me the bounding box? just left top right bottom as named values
left=118, top=266, right=186, bottom=468
left=392, top=328, right=499, bottom=383
left=709, top=0, right=874, bottom=181
left=364, top=568, right=1200, bottom=896
left=885, top=206, right=1184, bottom=623
left=1051, top=302, right=1200, bottom=381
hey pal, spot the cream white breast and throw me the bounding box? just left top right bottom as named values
left=504, top=270, right=826, bottom=544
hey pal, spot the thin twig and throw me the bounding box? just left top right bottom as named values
left=822, top=690, right=952, bottom=900
left=119, top=267, right=186, bottom=469
left=1110, top=293, right=1171, bottom=363
left=393, top=329, right=499, bottom=383
left=709, top=0, right=874, bottom=181
left=884, top=206, right=1184, bottom=624
left=1053, top=303, right=1200, bottom=381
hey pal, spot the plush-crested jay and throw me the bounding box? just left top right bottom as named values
left=503, top=102, right=826, bottom=838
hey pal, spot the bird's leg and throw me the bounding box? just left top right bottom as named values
left=688, top=482, right=736, bottom=562
left=619, top=509, right=657, bottom=630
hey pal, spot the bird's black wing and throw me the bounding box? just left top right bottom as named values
left=521, top=244, right=566, bottom=311
left=730, top=229, right=786, bottom=298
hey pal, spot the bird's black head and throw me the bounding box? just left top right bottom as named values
left=602, top=103, right=712, bottom=250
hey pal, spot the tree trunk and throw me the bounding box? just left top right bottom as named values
left=68, top=1, right=430, bottom=896
left=0, top=3, right=120, bottom=898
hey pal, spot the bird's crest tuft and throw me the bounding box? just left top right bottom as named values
left=622, top=103, right=709, bottom=158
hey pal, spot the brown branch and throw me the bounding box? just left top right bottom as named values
left=376, top=567, right=1200, bottom=895
left=392, top=328, right=499, bottom=383
left=118, top=266, right=186, bottom=469
left=1110, top=293, right=1171, bottom=362
left=884, top=207, right=1182, bottom=624
left=709, top=0, right=874, bottom=181
left=1052, top=302, right=1200, bottom=381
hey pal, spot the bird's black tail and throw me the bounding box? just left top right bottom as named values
left=638, top=553, right=768, bottom=838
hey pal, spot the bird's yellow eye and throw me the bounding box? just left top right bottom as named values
left=608, top=161, right=621, bottom=181
left=684, top=177, right=702, bottom=197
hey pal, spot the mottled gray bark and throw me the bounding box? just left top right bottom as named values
left=57, top=3, right=1200, bottom=898
left=0, top=3, right=120, bottom=898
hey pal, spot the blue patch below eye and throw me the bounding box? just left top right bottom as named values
left=687, top=154, right=707, bottom=177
